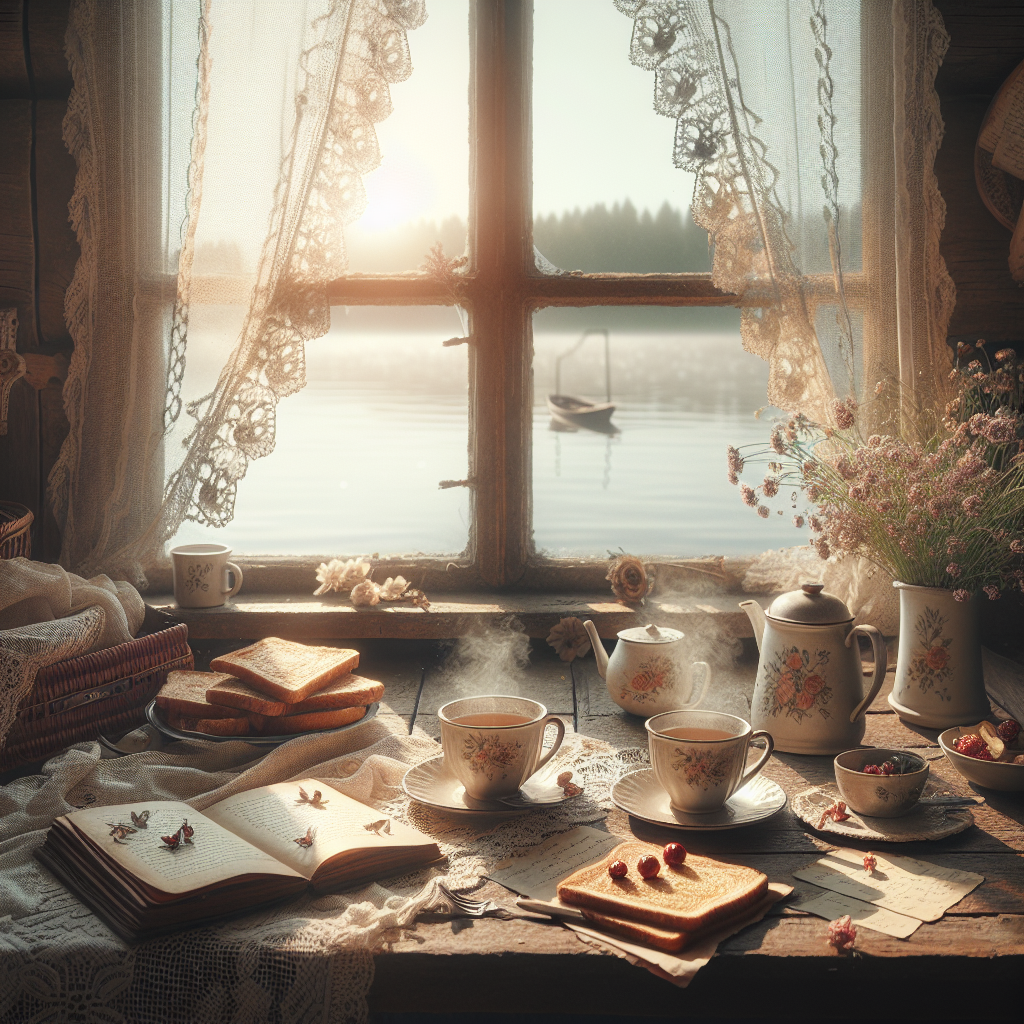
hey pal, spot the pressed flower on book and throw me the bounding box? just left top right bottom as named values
left=727, top=342, right=1024, bottom=600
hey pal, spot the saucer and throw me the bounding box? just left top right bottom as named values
left=792, top=783, right=974, bottom=842
left=402, top=756, right=583, bottom=815
left=610, top=769, right=787, bottom=830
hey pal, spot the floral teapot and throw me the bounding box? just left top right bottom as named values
left=582, top=620, right=712, bottom=717
left=740, top=583, right=887, bottom=755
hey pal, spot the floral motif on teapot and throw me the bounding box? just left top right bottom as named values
left=620, top=654, right=676, bottom=705
left=670, top=746, right=730, bottom=790
left=461, top=733, right=523, bottom=781
left=905, top=607, right=952, bottom=702
left=761, top=645, right=834, bottom=722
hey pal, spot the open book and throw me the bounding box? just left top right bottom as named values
left=35, top=779, right=442, bottom=942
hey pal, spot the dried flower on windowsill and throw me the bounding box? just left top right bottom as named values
left=546, top=616, right=592, bottom=662
left=607, top=555, right=653, bottom=605
left=406, top=588, right=431, bottom=610
left=314, top=558, right=372, bottom=596
left=350, top=580, right=381, bottom=606
left=378, top=576, right=410, bottom=601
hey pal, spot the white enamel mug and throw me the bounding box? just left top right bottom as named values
left=170, top=543, right=243, bottom=608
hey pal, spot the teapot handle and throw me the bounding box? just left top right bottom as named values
left=847, top=624, right=888, bottom=723
left=685, top=661, right=713, bottom=709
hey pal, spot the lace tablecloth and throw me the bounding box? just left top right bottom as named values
left=0, top=712, right=637, bottom=1024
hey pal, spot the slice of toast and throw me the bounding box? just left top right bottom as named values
left=557, top=841, right=767, bottom=933
left=167, top=711, right=252, bottom=737
left=252, top=705, right=367, bottom=736
left=206, top=672, right=384, bottom=717
left=156, top=671, right=249, bottom=719
left=209, top=639, right=359, bottom=704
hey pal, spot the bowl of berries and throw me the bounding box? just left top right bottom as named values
left=833, top=748, right=929, bottom=817
left=938, top=719, right=1024, bottom=792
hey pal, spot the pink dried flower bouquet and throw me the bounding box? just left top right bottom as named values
left=728, top=345, right=1024, bottom=600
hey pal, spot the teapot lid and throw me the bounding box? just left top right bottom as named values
left=766, top=582, right=853, bottom=625
left=616, top=623, right=684, bottom=644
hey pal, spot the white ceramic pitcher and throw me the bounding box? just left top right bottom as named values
left=582, top=621, right=712, bottom=717
left=740, top=583, right=887, bottom=755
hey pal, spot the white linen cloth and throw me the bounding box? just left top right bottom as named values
left=0, top=558, right=146, bottom=754
left=0, top=713, right=628, bottom=1024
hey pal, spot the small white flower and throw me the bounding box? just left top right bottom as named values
left=378, top=576, right=409, bottom=601
left=313, top=558, right=372, bottom=596
left=350, top=579, right=381, bottom=606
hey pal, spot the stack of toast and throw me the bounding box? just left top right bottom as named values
left=556, top=840, right=768, bottom=952
left=155, top=638, right=384, bottom=737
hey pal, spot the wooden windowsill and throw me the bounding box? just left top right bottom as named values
left=145, top=591, right=764, bottom=640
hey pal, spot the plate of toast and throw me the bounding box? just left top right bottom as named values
left=149, top=637, right=384, bottom=745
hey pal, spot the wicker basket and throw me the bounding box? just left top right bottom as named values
left=0, top=501, right=32, bottom=559
left=1, top=623, right=193, bottom=772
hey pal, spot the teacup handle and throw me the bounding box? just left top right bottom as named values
left=223, top=562, right=243, bottom=599
left=736, top=730, right=774, bottom=792
left=532, top=715, right=566, bottom=776
left=848, top=624, right=887, bottom=722
left=684, top=661, right=713, bottom=708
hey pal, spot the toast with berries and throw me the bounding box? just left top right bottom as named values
left=557, top=840, right=767, bottom=933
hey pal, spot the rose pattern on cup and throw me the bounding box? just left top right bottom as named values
left=670, top=746, right=730, bottom=791
left=760, top=645, right=834, bottom=722
left=620, top=653, right=676, bottom=705
left=184, top=562, right=214, bottom=595
left=461, top=733, right=523, bottom=782
left=906, top=606, right=952, bottom=701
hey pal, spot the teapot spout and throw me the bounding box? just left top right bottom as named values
left=739, top=600, right=767, bottom=653
left=582, top=620, right=608, bottom=679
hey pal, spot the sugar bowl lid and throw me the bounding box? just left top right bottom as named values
left=616, top=623, right=684, bottom=644
left=766, top=582, right=853, bottom=625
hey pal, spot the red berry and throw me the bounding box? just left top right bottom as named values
left=880, top=761, right=896, bottom=776
left=637, top=855, right=660, bottom=879
left=663, top=842, right=687, bottom=866
left=861, top=764, right=881, bottom=775
left=608, top=860, right=628, bottom=879
left=997, top=720, right=1021, bottom=743
left=953, top=734, right=989, bottom=759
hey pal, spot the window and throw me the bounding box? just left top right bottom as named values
left=168, top=0, right=829, bottom=591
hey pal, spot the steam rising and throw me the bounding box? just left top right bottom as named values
left=436, top=616, right=531, bottom=698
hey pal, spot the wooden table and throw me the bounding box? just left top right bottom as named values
left=188, top=636, right=1022, bottom=1019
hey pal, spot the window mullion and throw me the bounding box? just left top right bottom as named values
left=468, top=0, right=533, bottom=587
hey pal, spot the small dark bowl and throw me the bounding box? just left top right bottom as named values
left=834, top=748, right=928, bottom=818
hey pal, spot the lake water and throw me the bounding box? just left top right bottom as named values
left=170, top=322, right=799, bottom=558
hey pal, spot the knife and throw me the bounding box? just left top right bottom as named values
left=515, top=898, right=588, bottom=921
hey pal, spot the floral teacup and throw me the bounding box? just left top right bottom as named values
left=438, top=696, right=565, bottom=801
left=646, top=710, right=774, bottom=813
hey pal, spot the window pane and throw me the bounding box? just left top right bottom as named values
left=170, top=307, right=469, bottom=557
left=344, top=0, right=469, bottom=272
left=532, top=0, right=708, bottom=273
left=532, top=308, right=797, bottom=557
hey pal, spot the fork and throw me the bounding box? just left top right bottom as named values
left=434, top=882, right=505, bottom=918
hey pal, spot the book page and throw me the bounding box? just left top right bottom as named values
left=992, top=79, right=1024, bottom=179
left=792, top=848, right=983, bottom=922
left=979, top=62, right=1024, bottom=154
left=66, top=801, right=302, bottom=895
left=204, top=779, right=436, bottom=878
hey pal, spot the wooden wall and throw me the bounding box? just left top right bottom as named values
left=0, top=0, right=74, bottom=561
left=0, top=1, right=1022, bottom=567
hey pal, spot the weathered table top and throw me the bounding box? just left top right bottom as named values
left=188, top=635, right=1023, bottom=1018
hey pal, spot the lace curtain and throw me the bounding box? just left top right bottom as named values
left=616, top=0, right=953, bottom=624
left=616, top=0, right=954, bottom=430
left=53, top=0, right=426, bottom=583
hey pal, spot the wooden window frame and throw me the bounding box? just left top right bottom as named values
left=315, top=0, right=746, bottom=595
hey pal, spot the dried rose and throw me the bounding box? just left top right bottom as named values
left=827, top=915, right=857, bottom=951
left=350, top=580, right=381, bottom=606
left=546, top=616, right=592, bottom=663
left=607, top=555, right=652, bottom=604
left=314, top=558, right=371, bottom=596
left=863, top=853, right=877, bottom=874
